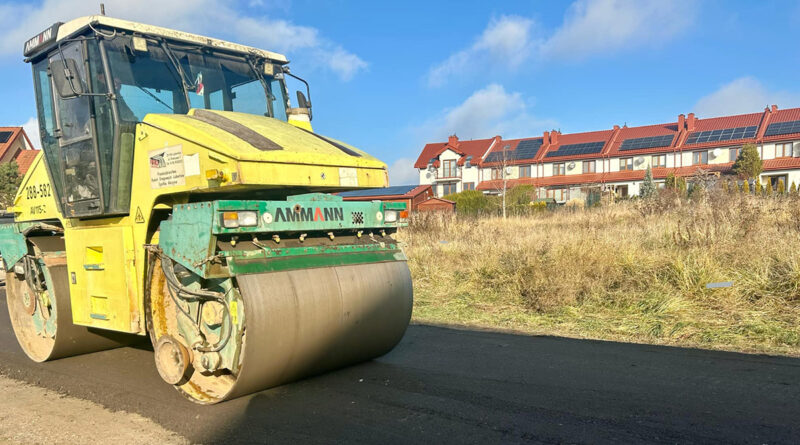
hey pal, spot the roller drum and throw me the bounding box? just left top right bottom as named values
left=6, top=259, right=126, bottom=362
left=229, top=261, right=413, bottom=400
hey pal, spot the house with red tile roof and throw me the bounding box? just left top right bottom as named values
left=415, top=105, right=800, bottom=202
left=0, top=127, right=39, bottom=175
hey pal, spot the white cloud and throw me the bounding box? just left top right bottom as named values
left=416, top=84, right=557, bottom=141
left=540, top=0, right=693, bottom=60
left=693, top=77, right=800, bottom=118
left=427, top=0, right=694, bottom=85
left=388, top=157, right=419, bottom=186
left=427, top=16, right=534, bottom=87
left=20, top=117, right=39, bottom=149
left=0, top=0, right=365, bottom=81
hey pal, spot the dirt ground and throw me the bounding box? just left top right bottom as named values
left=0, top=375, right=187, bottom=445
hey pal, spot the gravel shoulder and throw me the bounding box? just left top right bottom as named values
left=0, top=375, right=187, bottom=445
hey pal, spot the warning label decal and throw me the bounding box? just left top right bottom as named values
left=149, top=145, right=186, bottom=189
left=135, top=207, right=145, bottom=224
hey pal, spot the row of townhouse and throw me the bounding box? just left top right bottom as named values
left=415, top=105, right=800, bottom=203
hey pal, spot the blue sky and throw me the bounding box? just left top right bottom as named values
left=0, top=0, right=799, bottom=184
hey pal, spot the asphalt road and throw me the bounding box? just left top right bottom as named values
left=0, top=290, right=799, bottom=444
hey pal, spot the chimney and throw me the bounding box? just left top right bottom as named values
left=543, top=130, right=550, bottom=145
left=448, top=134, right=459, bottom=148
left=678, top=114, right=685, bottom=130
left=551, top=130, right=559, bottom=145
left=772, top=104, right=778, bottom=113
left=687, top=113, right=696, bottom=132
left=613, top=124, right=620, bottom=131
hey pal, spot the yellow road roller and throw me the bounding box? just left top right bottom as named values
left=0, top=15, right=412, bottom=404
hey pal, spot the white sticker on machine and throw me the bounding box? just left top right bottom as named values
left=149, top=145, right=186, bottom=189
left=339, top=167, right=358, bottom=187
left=183, top=153, right=200, bottom=177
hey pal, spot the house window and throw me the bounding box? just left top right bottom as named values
left=547, top=188, right=567, bottom=201
left=440, top=159, right=457, bottom=178
left=519, top=165, right=532, bottom=178
left=491, top=168, right=502, bottom=180
left=619, top=157, right=633, bottom=171
left=442, top=183, right=457, bottom=196
left=463, top=182, right=475, bottom=191
left=582, top=160, right=596, bottom=173
left=692, top=151, right=708, bottom=165
left=729, top=147, right=741, bottom=162
left=651, top=154, right=666, bottom=168
left=553, top=163, right=565, bottom=176
left=776, top=142, right=793, bottom=158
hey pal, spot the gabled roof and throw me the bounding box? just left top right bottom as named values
left=14, top=150, right=40, bottom=174
left=537, top=129, right=615, bottom=162
left=762, top=107, right=800, bottom=142
left=0, top=127, right=29, bottom=160
left=480, top=137, right=546, bottom=167
left=338, top=184, right=430, bottom=199
left=414, top=137, right=495, bottom=169
left=606, top=122, right=680, bottom=156
left=681, top=112, right=764, bottom=150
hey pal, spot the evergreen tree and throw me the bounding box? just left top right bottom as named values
left=0, top=161, right=20, bottom=209
left=640, top=166, right=656, bottom=198
left=665, top=173, right=677, bottom=189
left=755, top=178, right=763, bottom=195
left=742, top=179, right=750, bottom=194
left=732, top=143, right=763, bottom=180
left=766, top=180, right=773, bottom=196
left=791, top=182, right=798, bottom=194
left=721, top=179, right=729, bottom=193
left=777, top=179, right=786, bottom=195
left=677, top=177, right=687, bottom=195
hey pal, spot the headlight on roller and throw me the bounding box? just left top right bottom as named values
left=221, top=211, right=259, bottom=228
left=384, top=210, right=398, bottom=223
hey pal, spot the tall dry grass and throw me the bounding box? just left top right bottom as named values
left=399, top=190, right=800, bottom=355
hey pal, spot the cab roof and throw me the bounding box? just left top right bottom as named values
left=25, top=15, right=288, bottom=63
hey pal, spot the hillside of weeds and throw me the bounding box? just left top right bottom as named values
left=400, top=188, right=800, bottom=356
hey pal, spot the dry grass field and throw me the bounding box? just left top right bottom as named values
left=399, top=190, right=800, bottom=356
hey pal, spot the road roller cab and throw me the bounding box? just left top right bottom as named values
left=0, top=15, right=413, bottom=403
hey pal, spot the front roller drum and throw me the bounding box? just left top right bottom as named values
left=6, top=255, right=125, bottom=362
left=149, top=259, right=413, bottom=404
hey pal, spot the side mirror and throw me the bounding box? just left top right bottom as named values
left=296, top=91, right=309, bottom=109
left=50, top=58, right=84, bottom=99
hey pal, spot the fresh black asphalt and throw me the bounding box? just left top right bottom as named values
left=0, top=289, right=798, bottom=444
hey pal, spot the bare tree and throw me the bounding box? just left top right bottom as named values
left=491, top=144, right=512, bottom=219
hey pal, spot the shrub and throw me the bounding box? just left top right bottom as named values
left=443, top=190, right=492, bottom=216
left=791, top=182, right=798, bottom=194
left=742, top=179, right=750, bottom=194
left=766, top=180, right=774, bottom=196
left=778, top=179, right=786, bottom=195
left=733, top=143, right=763, bottom=179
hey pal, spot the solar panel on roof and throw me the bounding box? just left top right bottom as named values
left=0, top=131, right=12, bottom=144
left=685, top=126, right=757, bottom=145
left=545, top=141, right=605, bottom=158
left=619, top=134, right=674, bottom=151
left=764, top=120, right=800, bottom=137
left=338, top=185, right=419, bottom=198
left=484, top=138, right=543, bottom=163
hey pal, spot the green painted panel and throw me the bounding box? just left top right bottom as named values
left=159, top=194, right=407, bottom=278
left=227, top=251, right=407, bottom=275
left=0, top=223, right=30, bottom=268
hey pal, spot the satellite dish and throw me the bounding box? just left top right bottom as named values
left=635, top=157, right=645, bottom=165
left=568, top=162, right=575, bottom=169
left=712, top=148, right=720, bottom=157
left=505, top=167, right=512, bottom=175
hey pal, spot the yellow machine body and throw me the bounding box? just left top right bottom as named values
left=11, top=110, right=389, bottom=334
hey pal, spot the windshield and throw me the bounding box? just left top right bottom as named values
left=104, top=37, right=288, bottom=122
